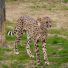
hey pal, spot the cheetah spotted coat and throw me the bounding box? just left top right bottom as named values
left=13, top=15, right=51, bottom=65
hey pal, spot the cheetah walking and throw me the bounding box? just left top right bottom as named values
left=13, top=16, right=52, bottom=65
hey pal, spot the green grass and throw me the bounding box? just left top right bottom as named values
left=1, top=21, right=68, bottom=67
left=63, top=0, right=68, bottom=3
left=1, top=33, right=68, bottom=67
left=49, top=28, right=68, bottom=36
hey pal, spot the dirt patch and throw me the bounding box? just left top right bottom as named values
left=6, top=2, right=68, bottom=28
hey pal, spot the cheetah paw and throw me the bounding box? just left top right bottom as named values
left=45, top=62, right=50, bottom=65
left=14, top=52, right=19, bottom=55
left=31, top=55, right=34, bottom=58
left=29, top=55, right=34, bottom=58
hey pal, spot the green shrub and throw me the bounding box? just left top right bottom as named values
left=63, top=0, right=68, bottom=3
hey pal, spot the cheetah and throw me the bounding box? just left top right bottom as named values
left=13, top=15, right=52, bottom=65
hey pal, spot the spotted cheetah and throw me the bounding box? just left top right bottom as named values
left=13, top=15, right=52, bottom=65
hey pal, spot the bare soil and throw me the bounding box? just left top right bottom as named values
left=6, top=2, right=68, bottom=28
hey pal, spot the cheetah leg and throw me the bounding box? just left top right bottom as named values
left=26, top=33, right=34, bottom=58
left=14, top=33, right=22, bottom=54
left=26, top=39, right=34, bottom=58
left=42, top=39, right=49, bottom=65
left=34, top=40, right=41, bottom=65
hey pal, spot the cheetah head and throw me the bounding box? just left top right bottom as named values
left=37, top=16, right=52, bottom=28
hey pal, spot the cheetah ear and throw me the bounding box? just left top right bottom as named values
left=37, top=17, right=42, bottom=22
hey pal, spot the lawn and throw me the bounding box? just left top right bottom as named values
left=0, top=0, right=68, bottom=68
left=0, top=21, right=68, bottom=68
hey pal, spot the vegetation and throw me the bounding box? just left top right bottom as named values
left=49, top=28, right=68, bottom=36
left=6, top=0, right=68, bottom=3
left=0, top=20, right=68, bottom=68
left=6, top=0, right=68, bottom=10
left=0, top=0, right=68, bottom=68
left=63, top=0, right=68, bottom=3
left=0, top=33, right=68, bottom=67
